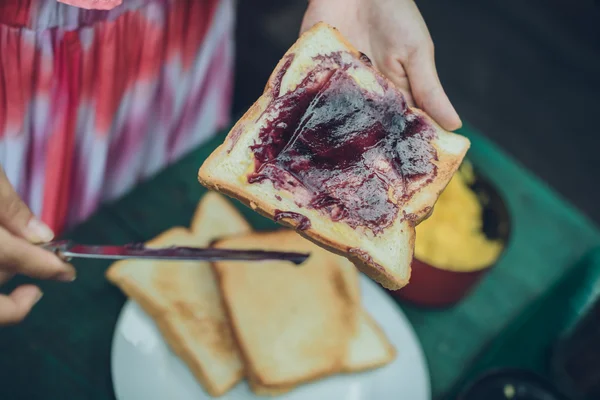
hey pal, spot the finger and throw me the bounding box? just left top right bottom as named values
left=404, top=48, right=462, bottom=131
left=0, top=227, right=76, bottom=281
left=299, top=15, right=314, bottom=35
left=378, top=58, right=415, bottom=106
left=0, top=166, right=54, bottom=244
left=299, top=0, right=318, bottom=35
left=0, top=271, right=14, bottom=285
left=0, top=284, right=42, bottom=326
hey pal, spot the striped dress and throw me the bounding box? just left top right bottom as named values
left=0, top=0, right=235, bottom=235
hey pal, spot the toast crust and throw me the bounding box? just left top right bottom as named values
left=190, top=191, right=252, bottom=236
left=198, top=22, right=469, bottom=290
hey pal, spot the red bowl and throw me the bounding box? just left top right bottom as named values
left=390, top=170, right=511, bottom=308
left=393, top=258, right=493, bottom=307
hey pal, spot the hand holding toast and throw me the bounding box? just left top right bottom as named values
left=0, top=166, right=75, bottom=325
left=301, top=0, right=462, bottom=131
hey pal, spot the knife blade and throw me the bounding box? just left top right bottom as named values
left=40, top=240, right=309, bottom=265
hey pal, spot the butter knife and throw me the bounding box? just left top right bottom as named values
left=40, top=240, right=309, bottom=265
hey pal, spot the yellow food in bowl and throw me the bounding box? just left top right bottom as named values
left=415, top=162, right=503, bottom=272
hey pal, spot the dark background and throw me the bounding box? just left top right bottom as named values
left=232, top=0, right=600, bottom=225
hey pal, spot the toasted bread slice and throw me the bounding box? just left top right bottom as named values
left=198, top=22, right=470, bottom=290
left=212, top=230, right=357, bottom=391
left=251, top=311, right=397, bottom=396
left=249, top=308, right=396, bottom=396
left=247, top=236, right=394, bottom=396
left=106, top=192, right=251, bottom=397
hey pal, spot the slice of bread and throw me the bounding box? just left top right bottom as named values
left=198, top=22, right=470, bottom=290
left=212, top=230, right=358, bottom=392
left=250, top=308, right=397, bottom=396
left=106, top=192, right=251, bottom=397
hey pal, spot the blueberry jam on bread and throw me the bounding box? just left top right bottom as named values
left=248, top=53, right=438, bottom=235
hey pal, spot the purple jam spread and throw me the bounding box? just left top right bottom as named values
left=274, top=210, right=312, bottom=231
left=248, top=52, right=438, bottom=234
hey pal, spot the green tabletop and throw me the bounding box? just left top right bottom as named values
left=446, top=247, right=600, bottom=400
left=0, top=124, right=598, bottom=400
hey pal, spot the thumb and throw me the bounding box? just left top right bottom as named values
left=405, top=47, right=462, bottom=131
left=0, top=167, right=54, bottom=243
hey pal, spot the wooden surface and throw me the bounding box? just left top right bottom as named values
left=0, top=123, right=598, bottom=399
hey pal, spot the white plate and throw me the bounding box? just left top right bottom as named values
left=111, top=274, right=431, bottom=400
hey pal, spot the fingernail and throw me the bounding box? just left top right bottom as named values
left=34, top=291, right=44, bottom=305
left=55, top=271, right=76, bottom=282
left=26, top=218, right=55, bottom=243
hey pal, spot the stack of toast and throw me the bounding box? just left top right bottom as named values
left=107, top=192, right=396, bottom=397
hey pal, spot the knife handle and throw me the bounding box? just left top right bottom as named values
left=39, top=240, right=73, bottom=261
